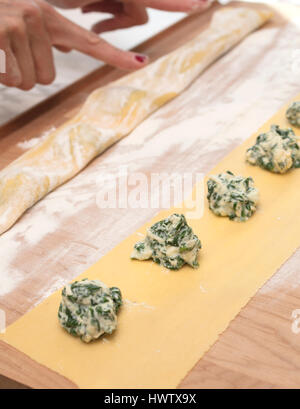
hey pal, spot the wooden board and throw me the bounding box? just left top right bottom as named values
left=0, top=1, right=300, bottom=389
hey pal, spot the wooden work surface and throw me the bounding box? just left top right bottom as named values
left=0, top=1, right=300, bottom=389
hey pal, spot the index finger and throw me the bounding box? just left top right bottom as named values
left=46, top=9, right=148, bottom=70
left=122, top=0, right=212, bottom=12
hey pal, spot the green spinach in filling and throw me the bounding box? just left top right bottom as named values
left=207, top=171, right=259, bottom=222
left=131, top=213, right=201, bottom=270
left=58, top=279, right=122, bottom=343
left=246, top=124, right=300, bottom=173
left=286, top=101, right=300, bottom=128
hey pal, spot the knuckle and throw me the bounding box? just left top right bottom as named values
left=5, top=18, right=26, bottom=37
left=86, top=32, right=102, bottom=46
left=0, top=25, right=7, bottom=39
left=21, top=2, right=41, bottom=20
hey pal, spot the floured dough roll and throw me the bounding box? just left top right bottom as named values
left=58, top=279, right=122, bottom=343
left=207, top=171, right=259, bottom=222
left=0, top=6, right=272, bottom=235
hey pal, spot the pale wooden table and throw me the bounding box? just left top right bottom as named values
left=0, top=1, right=300, bottom=388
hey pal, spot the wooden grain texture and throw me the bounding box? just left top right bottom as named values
left=0, top=342, right=77, bottom=389
left=0, top=1, right=300, bottom=389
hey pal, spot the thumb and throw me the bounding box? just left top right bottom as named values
left=46, top=9, right=149, bottom=70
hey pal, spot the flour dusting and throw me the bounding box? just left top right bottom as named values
left=0, top=239, right=24, bottom=296
left=124, top=299, right=155, bottom=310
left=18, top=137, right=42, bottom=150
left=0, top=19, right=300, bottom=312
left=17, top=127, right=56, bottom=151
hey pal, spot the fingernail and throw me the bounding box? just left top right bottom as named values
left=135, top=54, right=147, bottom=64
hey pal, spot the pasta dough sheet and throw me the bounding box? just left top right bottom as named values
left=0, top=6, right=271, bottom=235
left=1, top=97, right=300, bottom=388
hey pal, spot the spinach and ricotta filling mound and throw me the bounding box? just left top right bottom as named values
left=131, top=213, right=201, bottom=270
left=246, top=125, right=300, bottom=173
left=58, top=279, right=122, bottom=343
left=207, top=171, right=259, bottom=222
left=286, top=101, right=300, bottom=128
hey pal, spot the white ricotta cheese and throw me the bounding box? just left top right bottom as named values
left=131, top=213, right=201, bottom=270
left=207, top=171, right=259, bottom=222
left=286, top=101, right=300, bottom=128
left=246, top=125, right=300, bottom=173
left=58, top=279, right=122, bottom=343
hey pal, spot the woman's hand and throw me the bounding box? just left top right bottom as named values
left=0, top=0, right=212, bottom=90
left=0, top=0, right=149, bottom=90
left=82, top=0, right=212, bottom=34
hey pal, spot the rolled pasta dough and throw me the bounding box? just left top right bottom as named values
left=0, top=7, right=272, bottom=235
